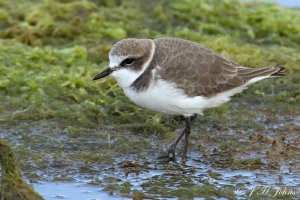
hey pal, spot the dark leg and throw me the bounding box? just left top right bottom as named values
left=167, top=128, right=186, bottom=160
left=182, top=115, right=196, bottom=162
left=167, top=114, right=196, bottom=161
left=183, top=114, right=197, bottom=157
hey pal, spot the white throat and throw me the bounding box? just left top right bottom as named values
left=109, top=41, right=155, bottom=88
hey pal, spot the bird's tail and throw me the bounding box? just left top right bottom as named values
left=237, top=65, right=286, bottom=81
left=270, top=66, right=286, bottom=77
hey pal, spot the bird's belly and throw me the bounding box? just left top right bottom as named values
left=124, top=89, right=186, bottom=115
left=122, top=79, right=247, bottom=116
left=123, top=80, right=205, bottom=116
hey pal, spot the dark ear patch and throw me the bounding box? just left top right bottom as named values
left=129, top=57, right=147, bottom=71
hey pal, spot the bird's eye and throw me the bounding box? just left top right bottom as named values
left=123, top=58, right=135, bottom=66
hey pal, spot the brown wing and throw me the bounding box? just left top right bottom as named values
left=154, top=38, right=245, bottom=97
left=153, top=38, right=284, bottom=97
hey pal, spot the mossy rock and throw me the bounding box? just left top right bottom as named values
left=0, top=140, right=44, bottom=200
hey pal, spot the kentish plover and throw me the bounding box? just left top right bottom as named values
left=93, top=37, right=285, bottom=161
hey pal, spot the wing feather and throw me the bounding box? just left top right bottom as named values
left=152, top=38, right=281, bottom=97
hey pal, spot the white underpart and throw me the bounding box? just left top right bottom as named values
left=109, top=41, right=155, bottom=88
left=245, top=76, right=269, bottom=85
left=123, top=75, right=270, bottom=117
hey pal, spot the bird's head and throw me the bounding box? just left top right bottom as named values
left=93, top=38, right=155, bottom=88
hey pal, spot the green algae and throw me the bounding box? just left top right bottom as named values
left=232, top=158, right=266, bottom=170
left=191, top=184, right=236, bottom=199
left=132, top=190, right=145, bottom=200
left=141, top=173, right=236, bottom=199
left=103, top=183, right=119, bottom=192
left=119, top=181, right=131, bottom=193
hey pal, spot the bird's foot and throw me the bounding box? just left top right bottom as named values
left=157, top=145, right=177, bottom=162
left=166, top=144, right=177, bottom=161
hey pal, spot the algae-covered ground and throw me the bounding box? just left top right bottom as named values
left=0, top=0, right=299, bottom=199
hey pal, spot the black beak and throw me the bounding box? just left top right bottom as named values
left=93, top=67, right=113, bottom=80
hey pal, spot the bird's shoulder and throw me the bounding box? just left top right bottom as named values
left=153, top=37, right=238, bottom=68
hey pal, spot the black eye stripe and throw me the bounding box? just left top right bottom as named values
left=121, top=58, right=135, bottom=66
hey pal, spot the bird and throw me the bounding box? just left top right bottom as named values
left=0, top=140, right=44, bottom=200
left=93, top=37, right=285, bottom=161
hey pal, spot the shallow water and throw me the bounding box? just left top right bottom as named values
left=31, top=148, right=299, bottom=199
left=34, top=181, right=129, bottom=200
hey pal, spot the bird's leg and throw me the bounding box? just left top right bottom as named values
left=182, top=114, right=197, bottom=163
left=167, top=115, right=196, bottom=161
left=167, top=128, right=186, bottom=160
